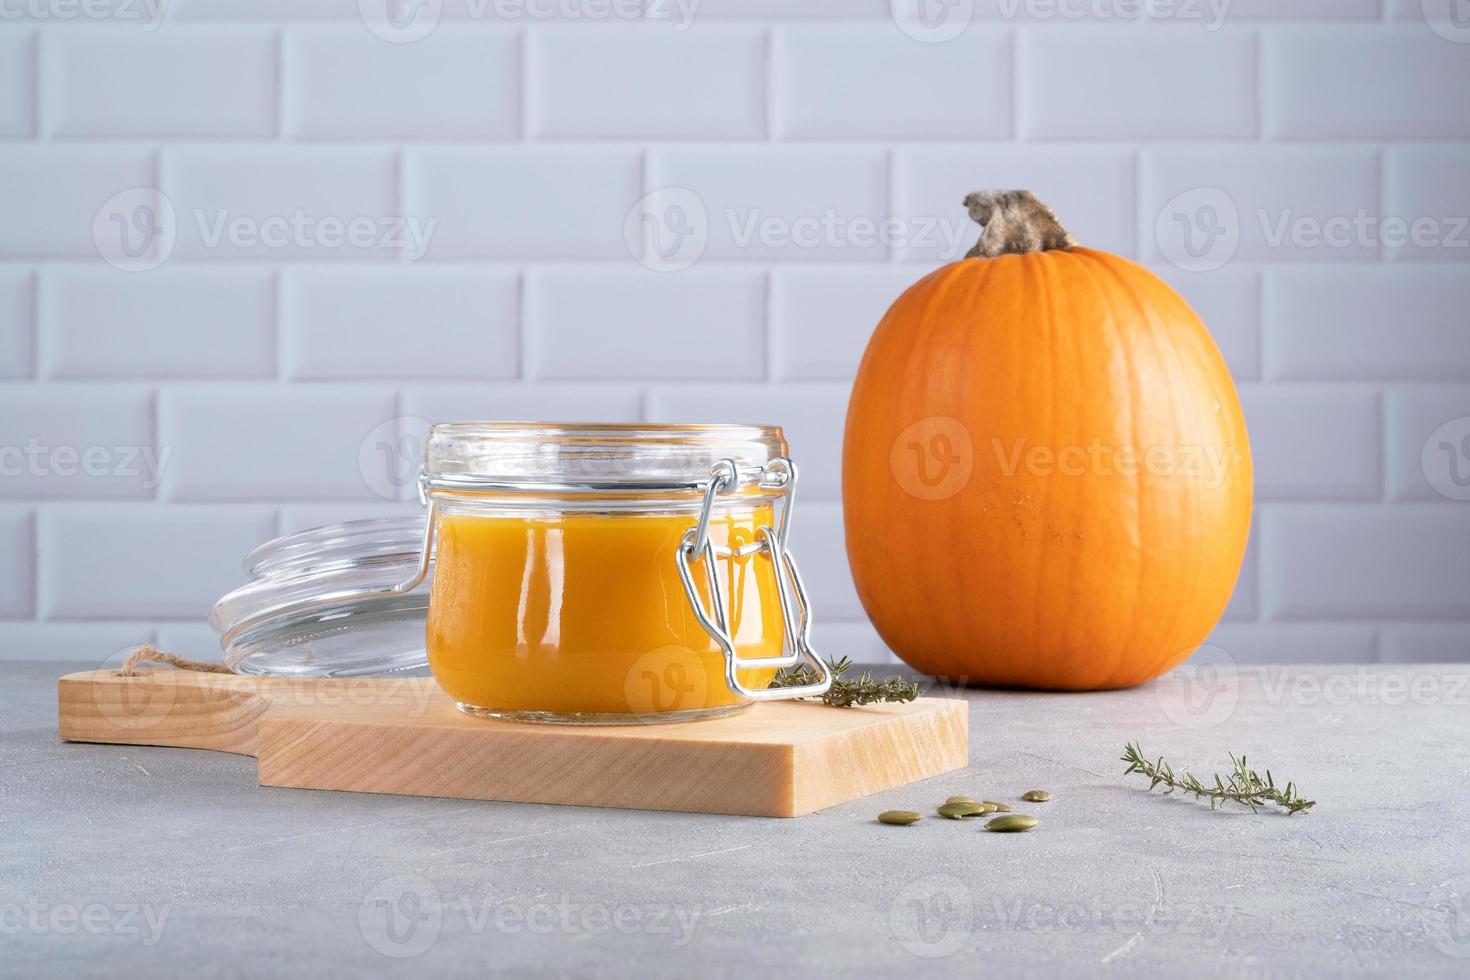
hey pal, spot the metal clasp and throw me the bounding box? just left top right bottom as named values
left=674, top=457, right=832, bottom=702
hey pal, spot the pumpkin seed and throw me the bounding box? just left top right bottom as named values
left=945, top=795, right=978, bottom=806
left=983, top=801, right=1012, bottom=812
left=937, top=802, right=984, bottom=820
left=975, top=803, right=998, bottom=815
left=1021, top=790, right=1052, bottom=802
left=985, top=814, right=1039, bottom=833
left=878, top=810, right=923, bottom=826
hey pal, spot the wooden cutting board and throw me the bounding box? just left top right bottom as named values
left=57, top=669, right=969, bottom=818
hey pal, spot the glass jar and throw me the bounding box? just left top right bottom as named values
left=211, top=422, right=832, bottom=723
left=418, top=423, right=830, bottom=724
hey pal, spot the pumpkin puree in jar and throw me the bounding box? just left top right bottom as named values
left=426, top=505, right=782, bottom=720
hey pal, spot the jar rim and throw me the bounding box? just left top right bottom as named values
left=424, top=420, right=789, bottom=494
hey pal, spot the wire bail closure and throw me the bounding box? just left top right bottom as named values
left=674, top=457, right=832, bottom=702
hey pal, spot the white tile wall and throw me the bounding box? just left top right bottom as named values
left=0, top=9, right=1465, bottom=669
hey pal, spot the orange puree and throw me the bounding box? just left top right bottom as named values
left=426, top=505, right=782, bottom=720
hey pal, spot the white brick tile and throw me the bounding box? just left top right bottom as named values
left=970, top=0, right=1379, bottom=22
left=1265, top=267, right=1470, bottom=381
left=1222, top=524, right=1258, bottom=622
left=770, top=267, right=917, bottom=381
left=647, top=383, right=849, bottom=499
left=1266, top=29, right=1470, bottom=140
left=1204, top=624, right=1378, bottom=666
left=39, top=505, right=273, bottom=619
left=525, top=268, right=765, bottom=380
left=1395, top=0, right=1470, bottom=29
left=163, top=148, right=401, bottom=261
left=647, top=148, right=888, bottom=262
left=1023, top=30, right=1254, bottom=139
left=42, top=28, right=276, bottom=138
left=1264, top=506, right=1470, bottom=620
left=1380, top=625, right=1470, bottom=664
left=0, top=507, right=33, bottom=618
left=158, top=386, right=397, bottom=501
left=401, top=384, right=643, bottom=425
left=812, top=621, right=898, bottom=667
left=0, top=386, right=156, bottom=499
left=774, top=28, right=1010, bottom=140
left=166, top=0, right=355, bottom=16
left=894, top=147, right=1134, bottom=261
left=1240, top=386, right=1381, bottom=500
left=0, top=29, right=34, bottom=137
left=39, top=267, right=276, bottom=379
left=0, top=268, right=33, bottom=379
left=284, top=27, right=519, bottom=139
left=1386, top=386, right=1470, bottom=502
left=1149, top=267, right=1261, bottom=382
left=1144, top=148, right=1379, bottom=264
left=154, top=622, right=226, bottom=662
left=785, top=502, right=863, bottom=622
left=0, top=147, right=154, bottom=259
left=531, top=27, right=763, bottom=139
left=0, top=623, right=154, bottom=664
left=282, top=268, right=518, bottom=380
left=404, top=148, right=641, bottom=259
left=1384, top=148, right=1470, bottom=262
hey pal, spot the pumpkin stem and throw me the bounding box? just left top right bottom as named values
left=963, top=190, right=1078, bottom=259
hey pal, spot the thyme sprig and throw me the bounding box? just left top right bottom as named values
left=772, top=656, right=921, bottom=708
left=1122, top=742, right=1315, bottom=815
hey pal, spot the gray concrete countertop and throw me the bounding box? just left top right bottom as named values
left=3, top=659, right=1469, bottom=979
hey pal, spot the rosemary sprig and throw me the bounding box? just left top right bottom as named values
left=1122, top=742, right=1315, bottom=815
left=772, top=656, right=921, bottom=708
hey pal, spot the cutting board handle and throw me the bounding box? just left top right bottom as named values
left=59, top=669, right=285, bottom=757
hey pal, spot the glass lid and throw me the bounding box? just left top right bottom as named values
left=209, top=516, right=431, bottom=677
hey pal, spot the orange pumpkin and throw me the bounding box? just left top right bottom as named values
left=842, top=191, right=1252, bottom=690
